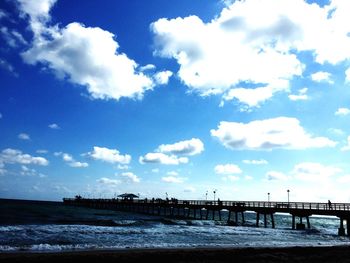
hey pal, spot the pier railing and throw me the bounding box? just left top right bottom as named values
left=63, top=198, right=350, bottom=212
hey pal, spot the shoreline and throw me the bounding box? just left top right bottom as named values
left=2, top=245, right=350, bottom=263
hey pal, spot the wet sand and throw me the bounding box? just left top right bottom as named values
left=2, top=246, right=350, bottom=263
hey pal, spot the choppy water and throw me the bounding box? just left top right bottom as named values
left=1, top=199, right=350, bottom=252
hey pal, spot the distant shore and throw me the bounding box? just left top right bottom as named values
left=2, top=246, right=350, bottom=263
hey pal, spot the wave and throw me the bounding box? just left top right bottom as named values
left=53, top=219, right=143, bottom=227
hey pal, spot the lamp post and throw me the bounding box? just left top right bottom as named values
left=206, top=191, right=208, bottom=201
left=287, top=189, right=290, bottom=205
left=268, top=192, right=270, bottom=202
left=213, top=189, right=217, bottom=201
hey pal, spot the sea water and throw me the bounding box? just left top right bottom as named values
left=1, top=199, right=350, bottom=252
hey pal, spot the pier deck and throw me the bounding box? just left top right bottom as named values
left=63, top=198, right=350, bottom=236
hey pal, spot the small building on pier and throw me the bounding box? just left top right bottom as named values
left=118, top=193, right=139, bottom=201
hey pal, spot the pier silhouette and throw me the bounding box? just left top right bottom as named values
left=63, top=197, right=350, bottom=236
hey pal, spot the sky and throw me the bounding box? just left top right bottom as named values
left=1, top=0, right=350, bottom=202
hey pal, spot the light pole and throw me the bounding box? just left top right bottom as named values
left=206, top=191, right=208, bottom=201
left=213, top=189, right=217, bottom=201
left=268, top=192, right=270, bottom=202
left=287, top=189, right=290, bottom=205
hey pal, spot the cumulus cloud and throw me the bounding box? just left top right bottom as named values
left=0, top=162, right=6, bottom=175
left=311, top=71, right=333, bottom=84
left=288, top=87, right=308, bottom=101
left=157, top=138, right=204, bottom=156
left=151, top=0, right=350, bottom=106
left=87, top=146, right=131, bottom=164
left=161, top=171, right=185, bottom=183
left=161, top=176, right=184, bottom=183
left=335, top=107, right=350, bottom=116
left=292, top=162, right=342, bottom=182
left=48, top=123, right=60, bottom=129
left=154, top=70, right=173, bottom=85
left=221, top=80, right=290, bottom=108
left=20, top=165, right=46, bottom=177
left=346, top=68, right=350, bottom=82
left=243, top=159, right=268, bottom=165
left=118, top=172, right=140, bottom=183
left=18, top=133, right=30, bottom=140
left=97, top=177, right=120, bottom=186
left=266, top=171, right=289, bottom=181
left=214, top=164, right=242, bottom=175
left=0, top=148, right=49, bottom=166
left=211, top=117, right=336, bottom=150
left=56, top=152, right=88, bottom=168
left=341, top=136, right=350, bottom=152
left=17, top=0, right=158, bottom=101
left=139, top=152, right=188, bottom=165
left=140, top=138, right=203, bottom=165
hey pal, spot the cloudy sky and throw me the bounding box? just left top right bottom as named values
left=1, top=0, right=350, bottom=202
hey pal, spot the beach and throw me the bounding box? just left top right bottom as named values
left=2, top=246, right=350, bottom=263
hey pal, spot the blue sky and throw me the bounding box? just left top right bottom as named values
left=1, top=0, right=350, bottom=202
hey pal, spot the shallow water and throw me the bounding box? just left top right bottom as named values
left=1, top=199, right=350, bottom=252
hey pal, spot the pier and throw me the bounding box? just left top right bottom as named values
left=63, top=197, right=350, bottom=236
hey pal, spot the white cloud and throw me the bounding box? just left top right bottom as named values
left=1, top=26, right=27, bottom=48
left=266, top=171, right=289, bottom=181
left=243, top=159, right=268, bottom=165
left=69, top=161, right=88, bottom=168
left=119, top=172, right=140, bottom=183
left=161, top=176, right=184, bottom=183
left=292, top=162, right=342, bottom=182
left=16, top=0, right=159, bottom=102
left=222, top=175, right=240, bottom=181
left=288, top=87, right=308, bottom=101
left=211, top=117, right=336, bottom=150
left=221, top=80, right=289, bottom=108
left=16, top=0, right=56, bottom=22
left=151, top=0, right=350, bottom=105
left=139, top=152, right=188, bottom=165
left=20, top=165, right=46, bottom=177
left=335, top=107, right=350, bottom=116
left=214, top=164, right=242, bottom=175
left=140, top=138, right=202, bottom=165
left=0, top=148, right=49, bottom=166
left=48, top=123, right=60, bottom=129
left=18, top=133, right=30, bottom=140
left=152, top=168, right=159, bottom=173
left=0, top=162, right=6, bottom=175
left=97, top=177, right=120, bottom=186
left=151, top=12, right=303, bottom=100
left=117, top=164, right=129, bottom=170
left=167, top=171, right=179, bottom=176
left=0, top=58, right=17, bottom=76
left=346, top=68, right=350, bottom=82
left=0, top=112, right=2, bottom=118
left=341, top=136, right=350, bottom=152
left=56, top=152, right=88, bottom=168
left=328, top=128, right=345, bottom=136
left=87, top=146, right=131, bottom=164
left=311, top=71, right=333, bottom=84
left=140, top=64, right=156, bottom=71
left=154, top=70, right=173, bottom=85
left=62, top=153, right=73, bottom=162
left=157, top=138, right=204, bottom=156
left=337, top=175, right=350, bottom=183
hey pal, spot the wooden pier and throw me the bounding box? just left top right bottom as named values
left=63, top=197, right=350, bottom=236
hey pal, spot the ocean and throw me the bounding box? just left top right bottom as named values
left=1, top=198, right=350, bottom=252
